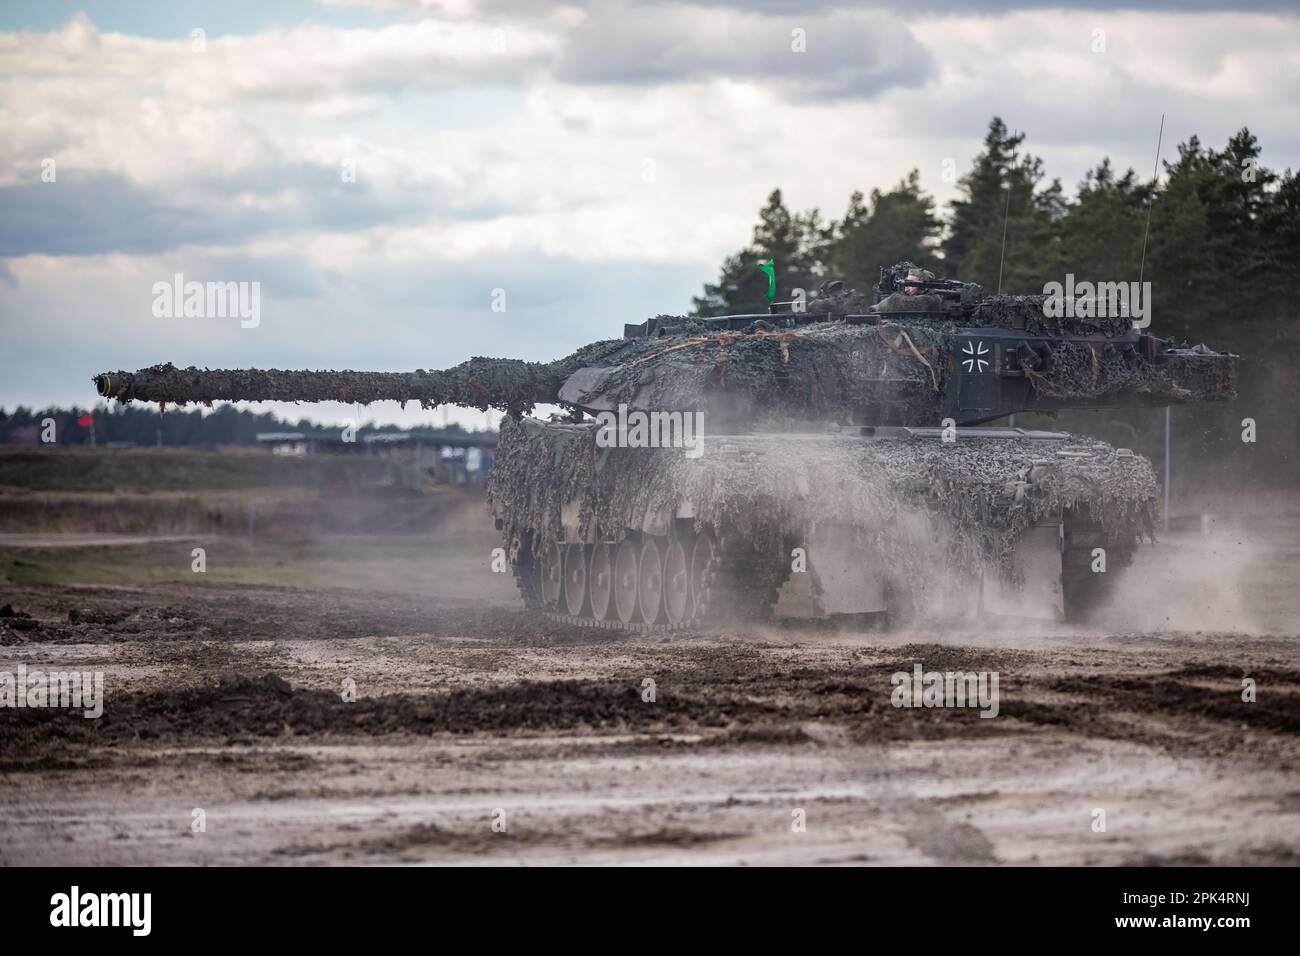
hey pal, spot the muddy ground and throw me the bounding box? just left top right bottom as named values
left=2, top=515, right=1299, bottom=866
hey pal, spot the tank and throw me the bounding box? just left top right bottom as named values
left=95, top=262, right=1237, bottom=630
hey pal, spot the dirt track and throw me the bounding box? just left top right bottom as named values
left=3, top=536, right=1299, bottom=865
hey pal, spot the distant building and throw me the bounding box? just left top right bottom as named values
left=254, top=427, right=496, bottom=485
left=256, top=432, right=309, bottom=456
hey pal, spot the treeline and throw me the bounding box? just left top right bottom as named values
left=0, top=404, right=479, bottom=446
left=694, top=117, right=1299, bottom=483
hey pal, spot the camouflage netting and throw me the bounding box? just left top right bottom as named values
left=98, top=301, right=1233, bottom=422
left=96, top=321, right=957, bottom=424
left=560, top=320, right=953, bottom=428
left=567, top=315, right=1233, bottom=426
left=1024, top=342, right=1236, bottom=404
left=487, top=416, right=1158, bottom=599
left=973, top=295, right=1133, bottom=337
left=872, top=291, right=1133, bottom=337
left=94, top=340, right=628, bottom=414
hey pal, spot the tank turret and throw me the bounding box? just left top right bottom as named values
left=97, top=263, right=1234, bottom=429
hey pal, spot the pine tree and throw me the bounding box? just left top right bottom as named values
left=692, top=189, right=830, bottom=315
left=1059, top=158, right=1149, bottom=285
left=942, top=117, right=1064, bottom=292
left=830, top=170, right=939, bottom=292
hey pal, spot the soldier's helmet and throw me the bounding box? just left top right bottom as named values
left=902, top=264, right=936, bottom=295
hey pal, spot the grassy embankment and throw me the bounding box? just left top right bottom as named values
left=0, top=446, right=511, bottom=601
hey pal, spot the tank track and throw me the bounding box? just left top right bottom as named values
left=510, top=525, right=790, bottom=634
left=1060, top=509, right=1138, bottom=622
left=512, top=510, right=1141, bottom=630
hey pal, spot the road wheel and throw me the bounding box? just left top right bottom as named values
left=663, top=537, right=691, bottom=625
left=638, top=537, right=664, bottom=625
left=539, top=538, right=563, bottom=608
left=589, top=543, right=613, bottom=621
left=563, top=543, right=588, bottom=616
left=613, top=537, right=640, bottom=624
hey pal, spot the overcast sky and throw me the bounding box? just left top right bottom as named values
left=1, top=0, right=1296, bottom=427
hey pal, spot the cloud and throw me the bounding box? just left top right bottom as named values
left=552, top=2, right=934, bottom=100
left=0, top=173, right=283, bottom=258
left=872, top=9, right=1300, bottom=181
left=0, top=160, right=487, bottom=257
left=325, top=0, right=1300, bottom=17
left=0, top=13, right=555, bottom=108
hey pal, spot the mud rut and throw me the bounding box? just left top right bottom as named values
left=2, top=574, right=1299, bottom=865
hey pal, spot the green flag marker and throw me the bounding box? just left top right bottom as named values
left=759, top=259, right=776, bottom=303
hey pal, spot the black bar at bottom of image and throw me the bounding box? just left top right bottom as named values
left=0, top=866, right=1282, bottom=941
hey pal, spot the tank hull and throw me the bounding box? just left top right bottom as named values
left=490, top=417, right=1156, bottom=630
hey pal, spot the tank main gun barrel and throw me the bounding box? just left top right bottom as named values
left=95, top=341, right=628, bottom=414
left=94, top=362, right=549, bottom=411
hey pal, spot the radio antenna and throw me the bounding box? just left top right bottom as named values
left=1138, top=113, right=1165, bottom=288
left=996, top=131, right=1017, bottom=294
